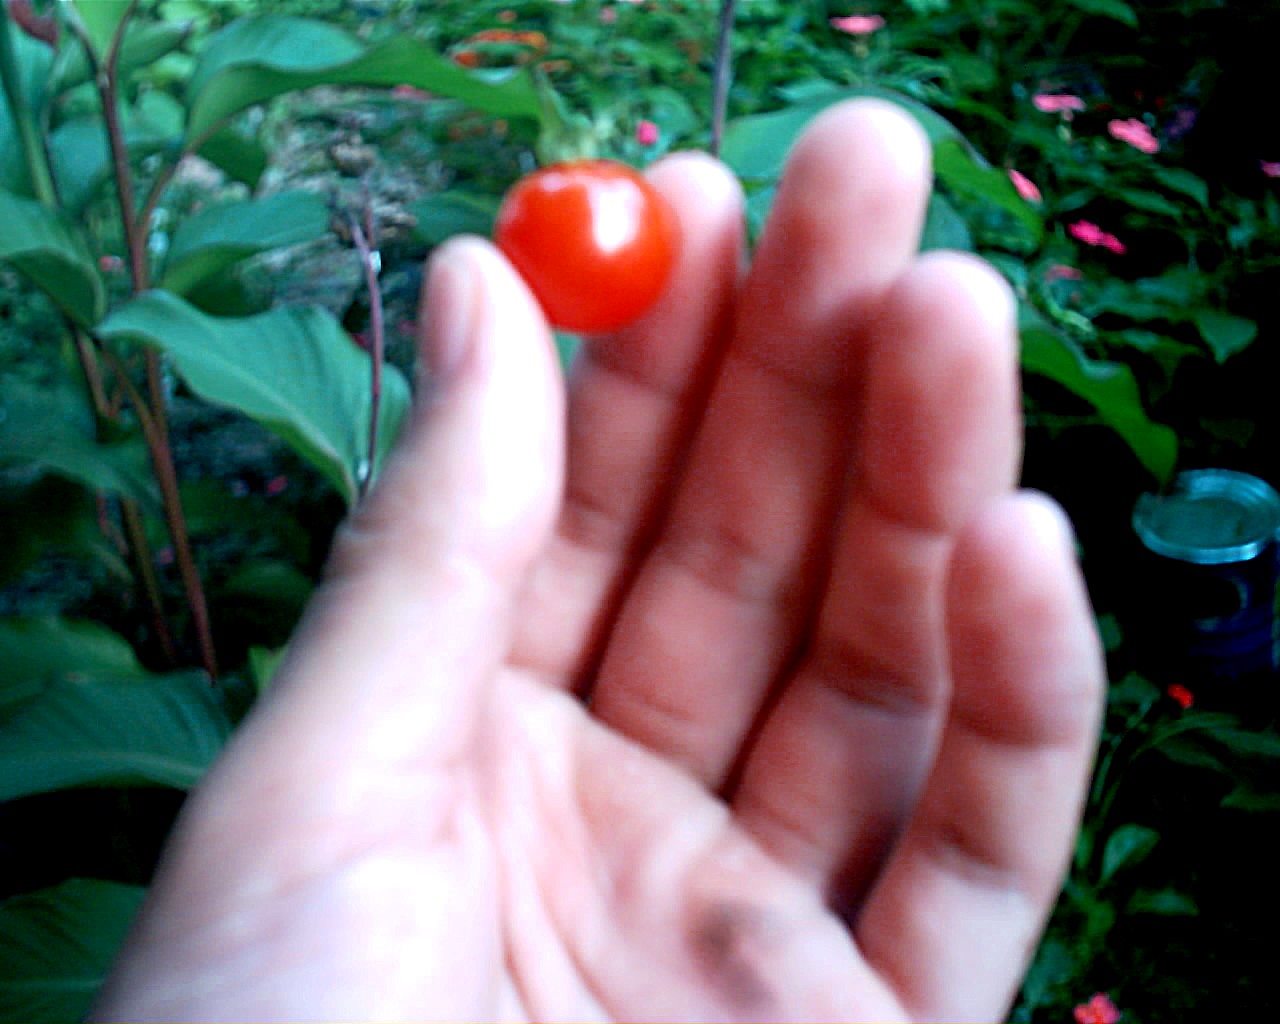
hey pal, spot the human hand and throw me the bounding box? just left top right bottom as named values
left=92, top=100, right=1104, bottom=1023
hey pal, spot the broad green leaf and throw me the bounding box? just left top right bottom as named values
left=1115, top=187, right=1183, bottom=219
left=185, top=17, right=543, bottom=146
left=0, top=878, right=145, bottom=1023
left=1151, top=166, right=1209, bottom=207
left=0, top=189, right=103, bottom=325
left=0, top=376, right=156, bottom=508
left=0, top=25, right=55, bottom=195
left=99, top=291, right=411, bottom=504
left=56, top=17, right=192, bottom=91
left=721, top=86, right=960, bottom=182
left=933, top=138, right=1043, bottom=247
left=920, top=192, right=973, bottom=252
left=195, top=126, right=268, bottom=188
left=69, top=0, right=133, bottom=60
left=1193, top=309, right=1258, bottom=363
left=410, top=190, right=500, bottom=246
left=1101, top=823, right=1159, bottom=884
left=0, top=665, right=231, bottom=800
left=1066, top=0, right=1139, bottom=27
left=160, top=190, right=330, bottom=295
left=1020, top=313, right=1177, bottom=483
left=49, top=95, right=182, bottom=215
left=0, top=618, right=149, bottom=707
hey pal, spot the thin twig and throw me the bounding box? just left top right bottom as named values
left=710, top=0, right=738, bottom=158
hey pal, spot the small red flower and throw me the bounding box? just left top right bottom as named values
left=1045, top=263, right=1084, bottom=282
left=829, top=14, right=886, bottom=36
left=265, top=475, right=289, bottom=497
left=1167, top=683, right=1195, bottom=709
left=1108, top=117, right=1160, bottom=154
left=1068, top=220, right=1127, bottom=255
left=1074, top=992, right=1121, bottom=1024
left=635, top=119, right=660, bottom=146
left=1034, top=93, right=1086, bottom=115
left=1008, top=168, right=1042, bottom=203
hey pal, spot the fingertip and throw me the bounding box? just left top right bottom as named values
left=790, top=97, right=932, bottom=192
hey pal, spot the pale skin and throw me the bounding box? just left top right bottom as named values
left=91, top=100, right=1104, bottom=1023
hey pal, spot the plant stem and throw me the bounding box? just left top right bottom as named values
left=350, top=209, right=384, bottom=501
left=80, top=7, right=219, bottom=681
left=101, top=348, right=217, bottom=679
left=709, top=0, right=737, bottom=158
left=0, top=2, right=57, bottom=205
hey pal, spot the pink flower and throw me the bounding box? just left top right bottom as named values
left=635, top=119, right=659, bottom=146
left=1033, top=93, right=1086, bottom=115
left=1074, top=992, right=1121, bottom=1024
left=265, top=475, right=289, bottom=497
left=1045, top=263, right=1084, bottom=282
left=1068, top=220, right=1126, bottom=255
left=599, top=5, right=617, bottom=22
left=98, top=254, right=124, bottom=273
left=830, top=14, right=885, bottom=35
left=1261, top=160, right=1280, bottom=178
left=1108, top=117, right=1160, bottom=154
left=1008, top=168, right=1042, bottom=203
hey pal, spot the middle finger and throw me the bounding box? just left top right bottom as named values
left=590, top=100, right=932, bottom=787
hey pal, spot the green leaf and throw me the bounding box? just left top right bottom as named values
left=56, top=16, right=192, bottom=91
left=49, top=95, right=183, bottom=215
left=0, top=188, right=104, bottom=325
left=1065, top=0, right=1139, bottom=27
left=1020, top=313, right=1178, bottom=483
left=195, top=126, right=268, bottom=188
left=933, top=139, right=1043, bottom=247
left=160, top=190, right=330, bottom=296
left=1193, top=309, right=1258, bottom=363
left=0, top=376, right=156, bottom=508
left=0, top=25, right=55, bottom=196
left=1150, top=166, right=1209, bottom=207
left=920, top=192, right=973, bottom=252
left=185, top=17, right=543, bottom=146
left=1101, top=823, right=1159, bottom=884
left=0, top=878, right=145, bottom=1023
left=69, top=0, right=134, bottom=60
left=0, top=665, right=231, bottom=800
left=99, top=291, right=411, bottom=505
left=409, top=190, right=500, bottom=247
left=1126, top=887, right=1198, bottom=916
left=248, top=644, right=288, bottom=694
left=0, top=618, right=149, bottom=710
left=1115, top=187, right=1184, bottom=219
left=721, top=86, right=961, bottom=183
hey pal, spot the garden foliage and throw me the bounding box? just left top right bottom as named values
left=2, top=1, right=1278, bottom=1021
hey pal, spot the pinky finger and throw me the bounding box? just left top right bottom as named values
left=855, top=492, right=1105, bottom=1023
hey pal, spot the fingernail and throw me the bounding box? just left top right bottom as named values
left=422, top=244, right=477, bottom=384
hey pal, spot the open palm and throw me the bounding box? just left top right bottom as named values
left=93, top=101, right=1103, bottom=1024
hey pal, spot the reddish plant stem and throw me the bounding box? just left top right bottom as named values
left=90, top=9, right=219, bottom=680
left=350, top=209, right=384, bottom=501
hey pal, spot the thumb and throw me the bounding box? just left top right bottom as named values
left=259, top=235, right=565, bottom=761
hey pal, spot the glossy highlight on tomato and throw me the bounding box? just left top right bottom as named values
left=494, top=159, right=678, bottom=335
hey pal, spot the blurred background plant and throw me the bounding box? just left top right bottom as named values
left=1, top=1, right=1277, bottom=1020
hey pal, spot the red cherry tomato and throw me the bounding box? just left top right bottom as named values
left=494, top=159, right=678, bottom=335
